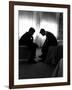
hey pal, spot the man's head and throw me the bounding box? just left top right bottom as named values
left=29, top=27, right=35, bottom=35
left=40, top=29, right=46, bottom=36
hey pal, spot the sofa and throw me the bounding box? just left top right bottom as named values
left=19, top=40, right=63, bottom=64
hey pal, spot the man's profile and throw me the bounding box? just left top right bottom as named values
left=39, top=28, right=58, bottom=61
left=19, top=27, right=35, bottom=46
left=19, top=27, right=38, bottom=63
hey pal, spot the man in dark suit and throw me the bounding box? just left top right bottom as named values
left=19, top=27, right=35, bottom=46
left=39, top=28, right=58, bottom=61
left=19, top=27, right=38, bottom=63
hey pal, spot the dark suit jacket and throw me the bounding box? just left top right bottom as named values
left=19, top=32, right=33, bottom=46
left=42, top=31, right=58, bottom=53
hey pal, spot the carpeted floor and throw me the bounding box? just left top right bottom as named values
left=19, top=62, right=56, bottom=79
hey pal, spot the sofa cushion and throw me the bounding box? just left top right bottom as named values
left=44, top=45, right=63, bottom=65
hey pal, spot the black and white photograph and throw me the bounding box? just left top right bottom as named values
left=9, top=1, right=70, bottom=89
left=19, top=11, right=63, bottom=79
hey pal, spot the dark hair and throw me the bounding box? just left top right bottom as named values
left=29, top=27, right=35, bottom=33
left=40, top=28, right=45, bottom=33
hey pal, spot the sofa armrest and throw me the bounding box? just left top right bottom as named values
left=51, top=58, right=63, bottom=77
